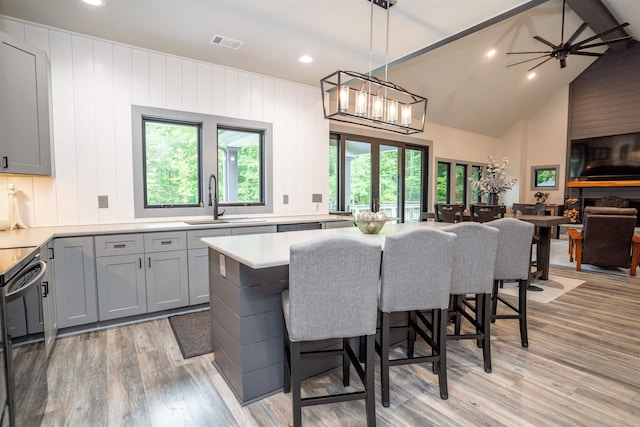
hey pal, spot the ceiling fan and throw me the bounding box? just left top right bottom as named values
left=506, top=0, right=632, bottom=71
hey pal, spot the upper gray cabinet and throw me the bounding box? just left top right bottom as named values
left=0, top=31, right=54, bottom=176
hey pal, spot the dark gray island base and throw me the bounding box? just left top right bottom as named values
left=208, top=248, right=343, bottom=405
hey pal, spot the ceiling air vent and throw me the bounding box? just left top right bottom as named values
left=210, top=35, right=243, bottom=49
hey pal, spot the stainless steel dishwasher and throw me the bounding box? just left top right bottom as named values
left=276, top=222, right=323, bottom=232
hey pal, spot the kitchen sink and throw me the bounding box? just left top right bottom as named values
left=183, top=219, right=229, bottom=225
left=183, top=218, right=267, bottom=225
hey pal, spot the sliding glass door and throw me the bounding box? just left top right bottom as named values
left=331, top=133, right=428, bottom=222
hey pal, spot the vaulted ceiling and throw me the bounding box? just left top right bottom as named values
left=0, top=0, right=637, bottom=138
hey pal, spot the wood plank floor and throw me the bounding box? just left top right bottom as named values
left=42, top=266, right=640, bottom=426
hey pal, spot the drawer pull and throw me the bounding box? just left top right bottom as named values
left=113, top=244, right=126, bottom=248
left=161, top=240, right=172, bottom=245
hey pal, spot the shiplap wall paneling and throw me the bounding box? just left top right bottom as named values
left=72, top=35, right=100, bottom=225
left=570, top=42, right=640, bottom=140
left=165, top=56, right=182, bottom=111
left=113, top=45, right=135, bottom=223
left=49, top=30, right=80, bottom=225
left=196, top=63, right=212, bottom=115
left=0, top=17, right=329, bottom=226
left=149, top=53, right=167, bottom=108
left=94, top=40, right=118, bottom=225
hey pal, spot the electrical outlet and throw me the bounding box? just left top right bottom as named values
left=283, top=194, right=289, bottom=204
left=98, top=195, right=109, bottom=209
left=312, top=193, right=322, bottom=203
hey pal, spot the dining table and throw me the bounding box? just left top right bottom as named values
left=515, top=214, right=570, bottom=281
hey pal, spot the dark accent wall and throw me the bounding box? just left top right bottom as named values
left=569, top=41, right=640, bottom=140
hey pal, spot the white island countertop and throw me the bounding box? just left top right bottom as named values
left=201, top=221, right=445, bottom=269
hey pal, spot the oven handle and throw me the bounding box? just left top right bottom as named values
left=4, top=260, right=47, bottom=302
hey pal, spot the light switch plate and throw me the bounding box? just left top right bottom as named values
left=312, top=193, right=322, bottom=203
left=283, top=194, right=289, bottom=204
left=98, top=195, right=109, bottom=208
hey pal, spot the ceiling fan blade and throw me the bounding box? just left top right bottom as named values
left=506, top=50, right=552, bottom=55
left=574, top=36, right=633, bottom=51
left=506, top=54, right=551, bottom=67
left=533, top=35, right=557, bottom=49
left=528, top=57, right=554, bottom=72
left=572, top=51, right=604, bottom=57
left=563, top=23, right=589, bottom=48
left=571, top=23, right=630, bottom=49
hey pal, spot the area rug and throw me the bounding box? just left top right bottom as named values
left=169, top=310, right=213, bottom=359
left=498, top=275, right=585, bottom=304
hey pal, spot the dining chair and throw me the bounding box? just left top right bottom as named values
left=470, top=204, right=506, bottom=223
left=441, top=222, right=498, bottom=373
left=434, top=203, right=465, bottom=223
left=282, top=235, right=381, bottom=427
left=486, top=218, right=535, bottom=347
left=378, top=227, right=456, bottom=406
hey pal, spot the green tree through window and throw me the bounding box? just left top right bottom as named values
left=144, top=119, right=200, bottom=207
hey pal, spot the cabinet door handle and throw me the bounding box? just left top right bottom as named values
left=42, top=281, right=49, bottom=298
left=2, top=157, right=7, bottom=169
left=139, top=258, right=142, bottom=269
left=148, top=257, right=151, bottom=268
left=114, top=243, right=126, bottom=248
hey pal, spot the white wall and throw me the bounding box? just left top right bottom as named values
left=521, top=87, right=569, bottom=206
left=0, top=17, right=328, bottom=227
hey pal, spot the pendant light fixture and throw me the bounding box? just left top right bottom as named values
left=320, top=0, right=427, bottom=135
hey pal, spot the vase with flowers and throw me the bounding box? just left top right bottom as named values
left=534, top=191, right=549, bottom=204
left=470, top=155, right=517, bottom=204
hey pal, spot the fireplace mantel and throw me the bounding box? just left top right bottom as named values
left=567, top=180, right=640, bottom=188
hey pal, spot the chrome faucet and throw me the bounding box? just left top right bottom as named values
left=208, top=174, right=221, bottom=220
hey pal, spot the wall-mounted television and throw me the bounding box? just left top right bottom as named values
left=569, top=132, right=640, bottom=180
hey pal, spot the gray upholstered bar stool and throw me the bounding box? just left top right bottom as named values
left=378, top=227, right=456, bottom=406
left=486, top=218, right=535, bottom=348
left=442, top=222, right=498, bottom=373
left=281, top=235, right=381, bottom=427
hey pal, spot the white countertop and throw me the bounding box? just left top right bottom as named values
left=0, top=214, right=351, bottom=250
left=201, top=221, right=448, bottom=269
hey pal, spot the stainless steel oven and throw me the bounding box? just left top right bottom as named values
left=0, top=248, right=48, bottom=427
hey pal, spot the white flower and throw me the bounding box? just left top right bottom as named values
left=469, top=155, right=517, bottom=195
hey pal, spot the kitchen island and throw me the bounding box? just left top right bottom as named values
left=201, top=221, right=436, bottom=405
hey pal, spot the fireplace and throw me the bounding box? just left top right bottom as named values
left=566, top=180, right=640, bottom=227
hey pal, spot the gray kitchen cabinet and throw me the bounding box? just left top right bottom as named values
left=144, top=231, right=189, bottom=312
left=187, top=228, right=231, bottom=305
left=41, top=240, right=58, bottom=358
left=0, top=31, right=54, bottom=176
left=95, top=234, right=147, bottom=321
left=53, top=236, right=97, bottom=328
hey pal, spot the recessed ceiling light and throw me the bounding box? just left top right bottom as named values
left=527, top=72, right=537, bottom=80
left=299, top=55, right=313, bottom=64
left=486, top=49, right=496, bottom=58
left=82, top=0, right=105, bottom=5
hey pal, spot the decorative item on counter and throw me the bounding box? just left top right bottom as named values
left=354, top=210, right=392, bottom=234
left=564, top=198, right=580, bottom=223
left=469, top=155, right=517, bottom=205
left=7, top=184, right=28, bottom=230
left=534, top=191, right=550, bottom=204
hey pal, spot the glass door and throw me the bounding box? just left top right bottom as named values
left=345, top=140, right=371, bottom=217
left=404, top=147, right=423, bottom=222
left=379, top=145, right=400, bottom=221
